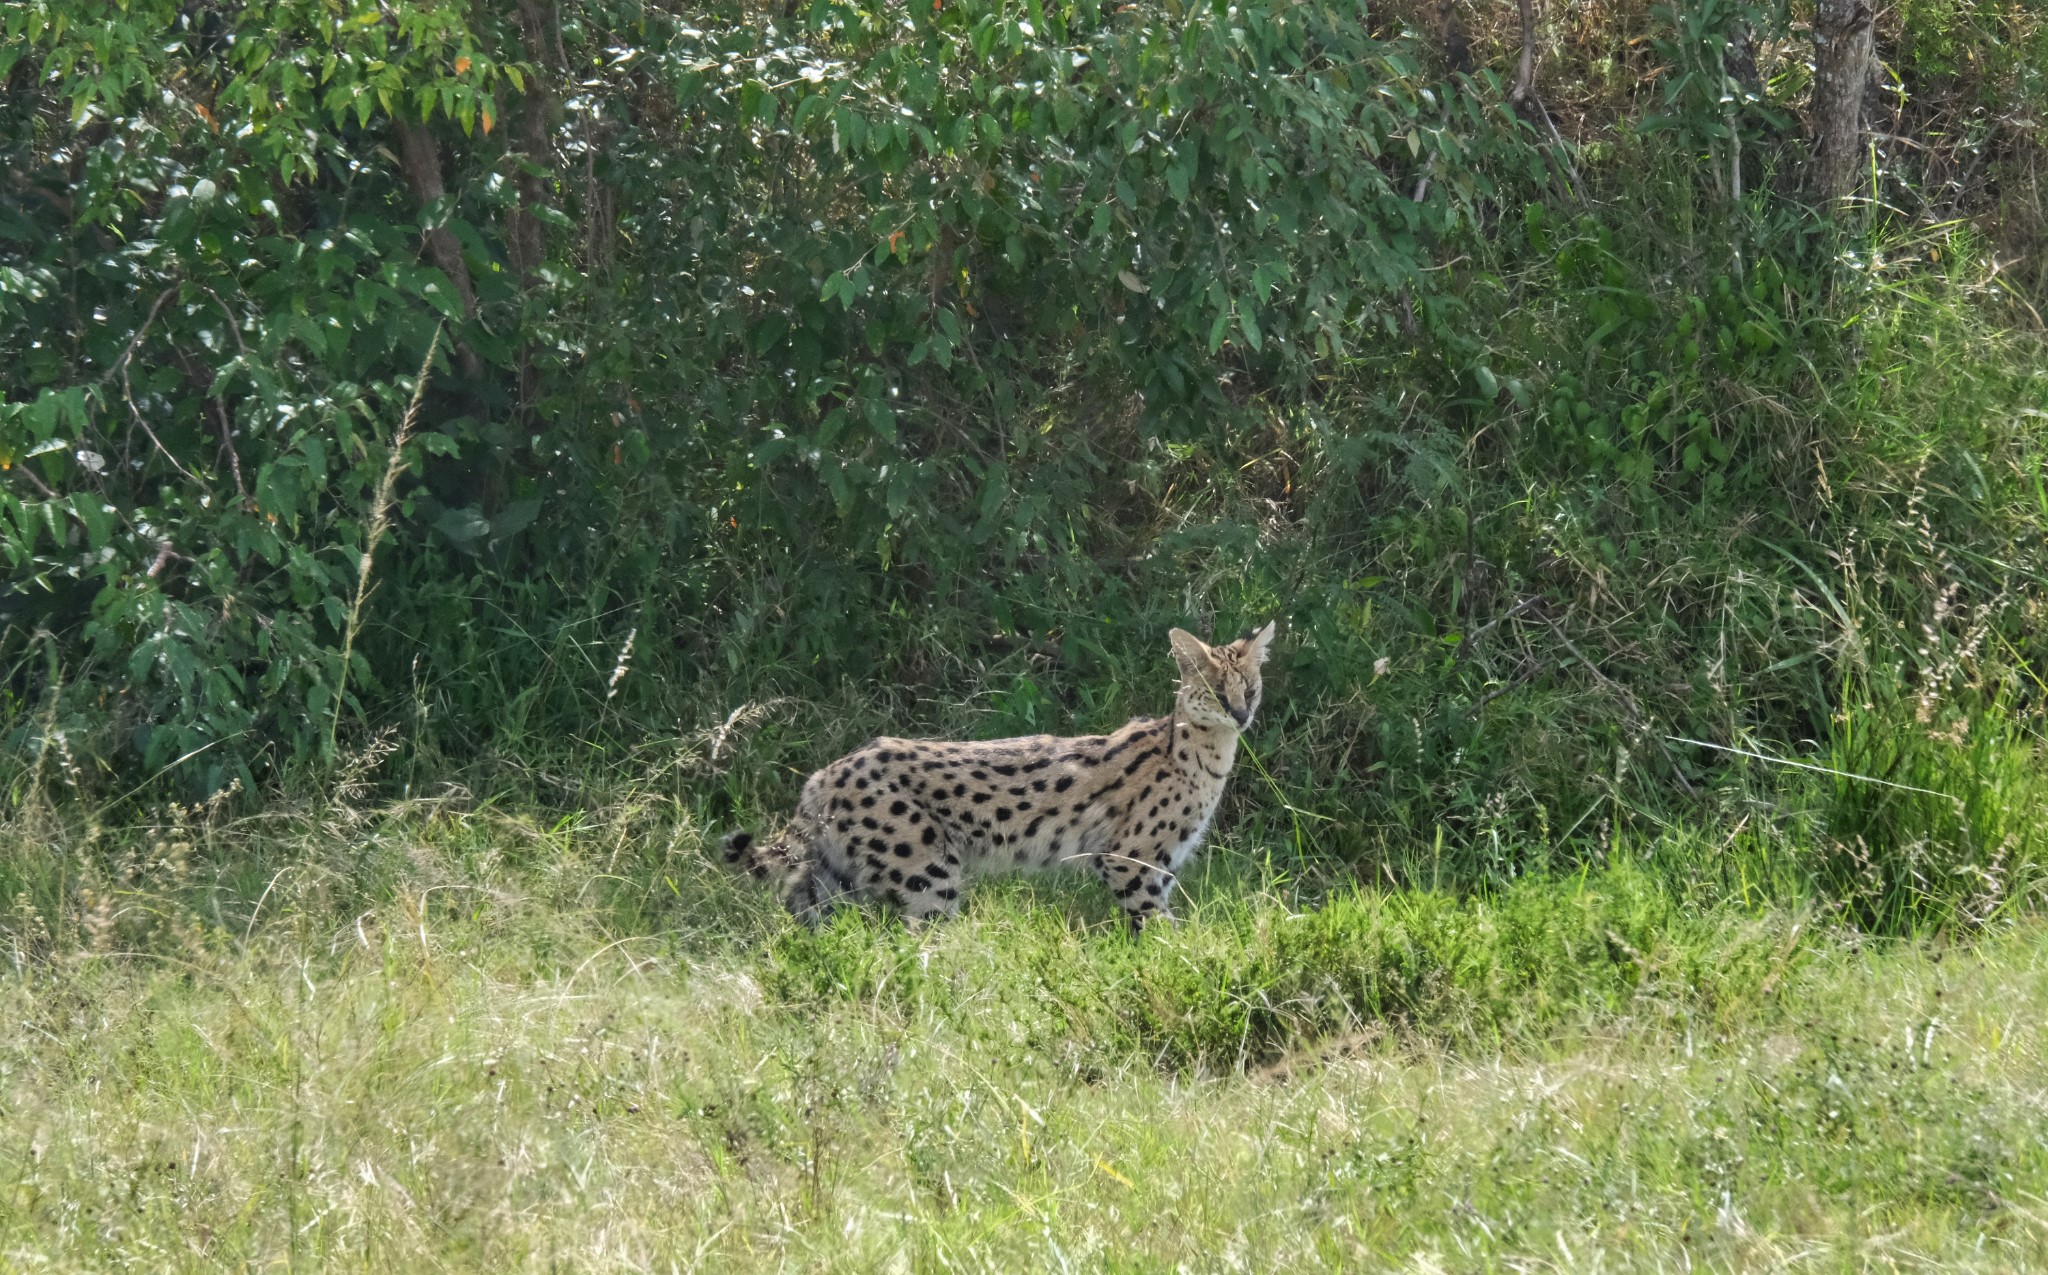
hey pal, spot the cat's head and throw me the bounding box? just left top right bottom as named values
left=1170, top=622, right=1276, bottom=732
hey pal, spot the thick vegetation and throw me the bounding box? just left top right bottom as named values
left=0, top=0, right=2042, bottom=852
left=5, top=1, right=2048, bottom=1267
left=5, top=0, right=2044, bottom=927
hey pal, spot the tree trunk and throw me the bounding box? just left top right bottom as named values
left=1810, top=0, right=1875, bottom=206
left=1436, top=0, right=1472, bottom=76
left=507, top=0, right=559, bottom=281
left=392, top=117, right=484, bottom=378
left=1725, top=22, right=1762, bottom=98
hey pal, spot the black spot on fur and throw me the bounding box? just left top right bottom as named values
left=1055, top=776, right=1074, bottom=792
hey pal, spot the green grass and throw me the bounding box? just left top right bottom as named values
left=5, top=797, right=2048, bottom=1270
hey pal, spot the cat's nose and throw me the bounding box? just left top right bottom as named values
left=1229, top=705, right=1250, bottom=727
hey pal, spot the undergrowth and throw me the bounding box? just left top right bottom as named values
left=6, top=0, right=2046, bottom=903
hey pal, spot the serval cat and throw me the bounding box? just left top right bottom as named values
left=722, top=623, right=1274, bottom=931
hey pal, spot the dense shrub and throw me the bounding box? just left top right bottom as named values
left=1, top=0, right=1514, bottom=785
left=3, top=0, right=2046, bottom=927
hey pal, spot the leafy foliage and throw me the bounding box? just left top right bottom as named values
left=1, top=0, right=1515, bottom=788
left=3, top=0, right=2047, bottom=931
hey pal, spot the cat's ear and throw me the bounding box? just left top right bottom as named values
left=1169, top=628, right=1221, bottom=683
left=1245, top=620, right=1277, bottom=664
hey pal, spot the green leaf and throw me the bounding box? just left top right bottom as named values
left=433, top=506, right=491, bottom=549
left=414, top=270, right=465, bottom=320
left=863, top=397, right=897, bottom=443
left=490, top=498, right=542, bottom=541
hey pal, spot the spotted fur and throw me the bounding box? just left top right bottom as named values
left=722, top=623, right=1274, bottom=931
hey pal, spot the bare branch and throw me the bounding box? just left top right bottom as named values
left=1510, top=0, right=1537, bottom=111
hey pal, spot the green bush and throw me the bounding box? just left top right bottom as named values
left=3, top=0, right=2046, bottom=932
left=0, top=0, right=1516, bottom=788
